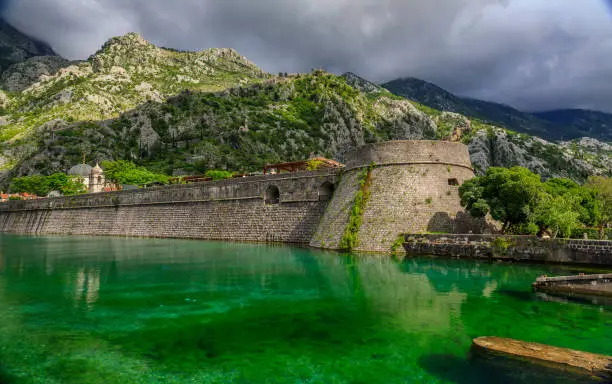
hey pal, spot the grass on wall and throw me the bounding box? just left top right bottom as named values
left=340, top=164, right=374, bottom=250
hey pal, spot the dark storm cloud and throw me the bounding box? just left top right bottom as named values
left=3, top=0, right=612, bottom=112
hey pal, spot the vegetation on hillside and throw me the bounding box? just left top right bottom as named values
left=0, top=33, right=609, bottom=189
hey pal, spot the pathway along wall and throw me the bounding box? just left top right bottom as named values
left=0, top=170, right=338, bottom=244
left=310, top=141, right=495, bottom=253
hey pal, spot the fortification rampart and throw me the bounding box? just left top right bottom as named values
left=0, top=169, right=339, bottom=244
left=310, top=141, right=494, bottom=252
left=0, top=140, right=494, bottom=252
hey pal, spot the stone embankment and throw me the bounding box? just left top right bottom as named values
left=532, top=274, right=612, bottom=297
left=403, top=234, right=612, bottom=266
left=470, top=336, right=612, bottom=382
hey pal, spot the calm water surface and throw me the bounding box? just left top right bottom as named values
left=0, top=235, right=611, bottom=383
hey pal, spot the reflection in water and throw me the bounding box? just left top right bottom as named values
left=71, top=268, right=101, bottom=311
left=0, top=235, right=609, bottom=383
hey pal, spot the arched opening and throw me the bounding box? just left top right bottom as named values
left=318, top=182, right=335, bottom=201
left=265, top=185, right=280, bottom=205
left=97, top=176, right=103, bottom=184
left=448, top=178, right=459, bottom=186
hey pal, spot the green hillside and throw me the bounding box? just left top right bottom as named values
left=0, top=33, right=609, bottom=186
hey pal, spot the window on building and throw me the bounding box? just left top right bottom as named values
left=448, top=178, right=459, bottom=186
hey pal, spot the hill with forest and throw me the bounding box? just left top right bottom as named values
left=0, top=30, right=609, bottom=188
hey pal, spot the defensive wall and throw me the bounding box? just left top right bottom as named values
left=0, top=169, right=338, bottom=244
left=310, top=140, right=494, bottom=252
left=0, top=140, right=494, bottom=252
left=403, top=234, right=612, bottom=266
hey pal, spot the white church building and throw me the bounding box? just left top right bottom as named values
left=68, top=163, right=106, bottom=194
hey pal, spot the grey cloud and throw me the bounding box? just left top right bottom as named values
left=4, top=0, right=612, bottom=113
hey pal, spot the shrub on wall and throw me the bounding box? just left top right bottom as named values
left=340, top=164, right=374, bottom=250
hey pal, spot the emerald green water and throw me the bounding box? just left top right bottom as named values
left=0, top=235, right=611, bottom=383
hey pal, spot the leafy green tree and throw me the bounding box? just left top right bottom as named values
left=459, top=167, right=544, bottom=232
left=460, top=167, right=607, bottom=237
left=101, top=160, right=169, bottom=186
left=60, top=176, right=87, bottom=196
left=544, top=178, right=601, bottom=226
left=204, top=170, right=234, bottom=181
left=9, top=173, right=86, bottom=196
left=534, top=194, right=581, bottom=238
left=10, top=175, right=50, bottom=196
left=585, top=176, right=612, bottom=232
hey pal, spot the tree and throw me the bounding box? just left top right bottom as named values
left=460, top=167, right=607, bottom=237
left=585, top=176, right=612, bottom=230
left=459, top=167, right=544, bottom=232
left=60, top=176, right=87, bottom=196
left=101, top=160, right=169, bottom=186
left=544, top=178, right=601, bottom=226
left=534, top=194, right=581, bottom=238
left=9, top=173, right=87, bottom=196
left=204, top=170, right=233, bottom=180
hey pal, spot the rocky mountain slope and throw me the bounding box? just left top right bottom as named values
left=0, top=33, right=609, bottom=187
left=534, top=109, right=612, bottom=142
left=0, top=18, right=57, bottom=72
left=382, top=77, right=612, bottom=142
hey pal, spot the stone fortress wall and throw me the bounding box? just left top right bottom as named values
left=0, top=140, right=492, bottom=252
left=310, top=141, right=493, bottom=252
left=0, top=170, right=338, bottom=244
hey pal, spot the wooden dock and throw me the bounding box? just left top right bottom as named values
left=471, top=337, right=612, bottom=382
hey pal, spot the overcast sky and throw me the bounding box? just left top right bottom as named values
left=4, top=0, right=612, bottom=113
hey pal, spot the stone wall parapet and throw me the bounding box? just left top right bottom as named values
left=0, top=169, right=340, bottom=212
left=403, top=234, right=612, bottom=266
left=341, top=140, right=473, bottom=170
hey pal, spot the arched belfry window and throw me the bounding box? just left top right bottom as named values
left=318, top=182, right=335, bottom=201
left=265, top=185, right=280, bottom=205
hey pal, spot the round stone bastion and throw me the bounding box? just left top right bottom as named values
left=310, top=140, right=493, bottom=253
left=342, top=140, right=473, bottom=171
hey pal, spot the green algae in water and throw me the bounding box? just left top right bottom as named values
left=0, top=235, right=611, bottom=383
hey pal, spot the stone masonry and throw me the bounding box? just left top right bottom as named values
left=404, top=234, right=612, bottom=266
left=310, top=140, right=495, bottom=252
left=0, top=170, right=338, bottom=244
left=0, top=140, right=498, bottom=253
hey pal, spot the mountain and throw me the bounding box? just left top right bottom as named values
left=534, top=109, right=612, bottom=142
left=0, top=33, right=609, bottom=187
left=0, top=18, right=57, bottom=72
left=382, top=77, right=611, bottom=142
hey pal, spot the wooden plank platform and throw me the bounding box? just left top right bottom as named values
left=471, top=337, right=612, bottom=382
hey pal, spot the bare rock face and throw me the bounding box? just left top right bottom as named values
left=0, top=56, right=69, bottom=92
left=341, top=72, right=384, bottom=93
left=467, top=128, right=609, bottom=181
left=0, top=89, right=8, bottom=109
